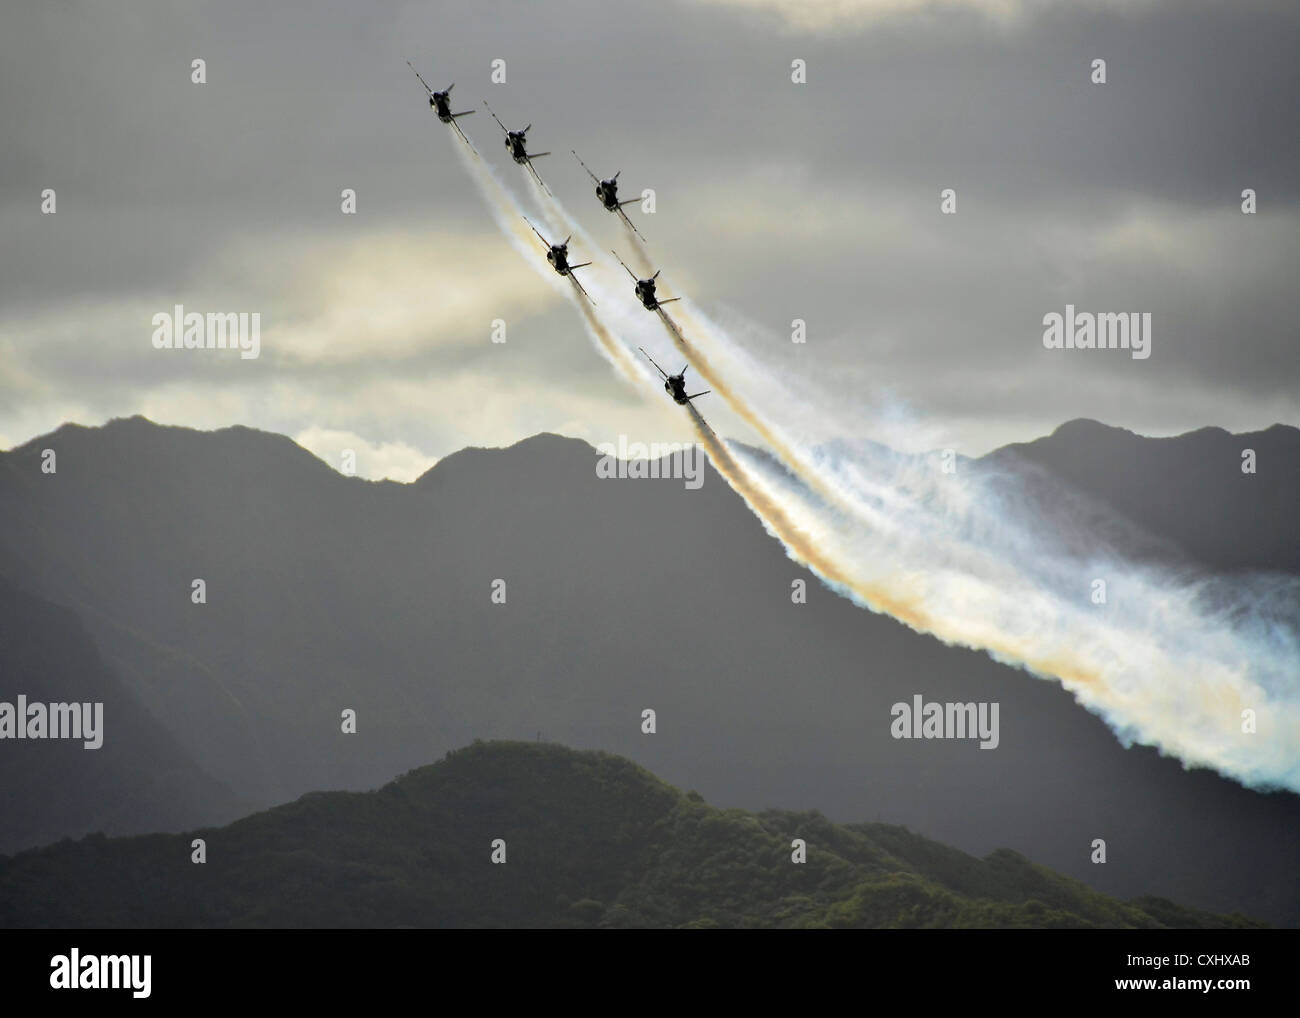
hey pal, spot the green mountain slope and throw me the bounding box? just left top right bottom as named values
left=0, top=741, right=1262, bottom=929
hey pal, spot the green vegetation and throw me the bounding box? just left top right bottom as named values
left=0, top=741, right=1264, bottom=929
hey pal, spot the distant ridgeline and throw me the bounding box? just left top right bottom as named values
left=0, top=742, right=1263, bottom=929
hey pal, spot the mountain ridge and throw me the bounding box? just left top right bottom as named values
left=1, top=413, right=1297, bottom=925
left=0, top=740, right=1264, bottom=930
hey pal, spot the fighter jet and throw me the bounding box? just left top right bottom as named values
left=405, top=61, right=476, bottom=148
left=614, top=252, right=679, bottom=311
left=524, top=218, right=594, bottom=304
left=572, top=151, right=644, bottom=240
left=640, top=348, right=711, bottom=405
left=485, top=102, right=551, bottom=193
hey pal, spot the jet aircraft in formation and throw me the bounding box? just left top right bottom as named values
left=639, top=349, right=712, bottom=406
left=406, top=61, right=476, bottom=149
left=614, top=253, right=679, bottom=312
left=524, top=218, right=595, bottom=305
left=573, top=151, right=645, bottom=240
left=484, top=102, right=551, bottom=194
left=408, top=62, right=711, bottom=407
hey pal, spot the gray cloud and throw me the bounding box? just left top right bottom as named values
left=1, top=0, right=1295, bottom=470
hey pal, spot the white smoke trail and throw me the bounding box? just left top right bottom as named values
left=450, top=141, right=643, bottom=384
left=453, top=137, right=1300, bottom=794
left=620, top=218, right=654, bottom=278
left=663, top=299, right=1300, bottom=794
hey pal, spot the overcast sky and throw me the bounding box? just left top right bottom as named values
left=1, top=0, right=1296, bottom=478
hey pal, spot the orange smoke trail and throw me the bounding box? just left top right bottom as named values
left=661, top=309, right=849, bottom=509
left=686, top=403, right=1109, bottom=693
left=495, top=151, right=1108, bottom=699
left=574, top=285, right=642, bottom=384
left=685, top=404, right=930, bottom=632
left=451, top=140, right=643, bottom=385
left=451, top=137, right=1300, bottom=790
left=621, top=219, right=654, bottom=277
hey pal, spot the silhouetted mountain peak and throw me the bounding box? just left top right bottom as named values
left=1031, top=417, right=1296, bottom=452
left=1048, top=418, right=1132, bottom=442
left=412, top=432, right=604, bottom=500
left=983, top=418, right=1300, bottom=572
left=415, top=432, right=595, bottom=483
left=5, top=415, right=338, bottom=486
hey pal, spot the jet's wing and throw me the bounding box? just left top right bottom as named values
left=522, top=216, right=549, bottom=247
left=639, top=347, right=670, bottom=380
left=615, top=204, right=645, bottom=241
left=686, top=390, right=712, bottom=401
left=569, top=274, right=595, bottom=306
left=686, top=402, right=717, bottom=442
left=483, top=100, right=510, bottom=134
left=611, top=250, right=639, bottom=280
left=449, top=115, right=479, bottom=155
left=656, top=307, right=687, bottom=346
left=524, top=158, right=552, bottom=196
left=406, top=60, right=435, bottom=97
left=571, top=150, right=601, bottom=183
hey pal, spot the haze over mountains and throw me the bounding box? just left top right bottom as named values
left=0, top=575, right=249, bottom=850
left=0, top=416, right=1297, bottom=924
left=980, top=418, right=1300, bottom=575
